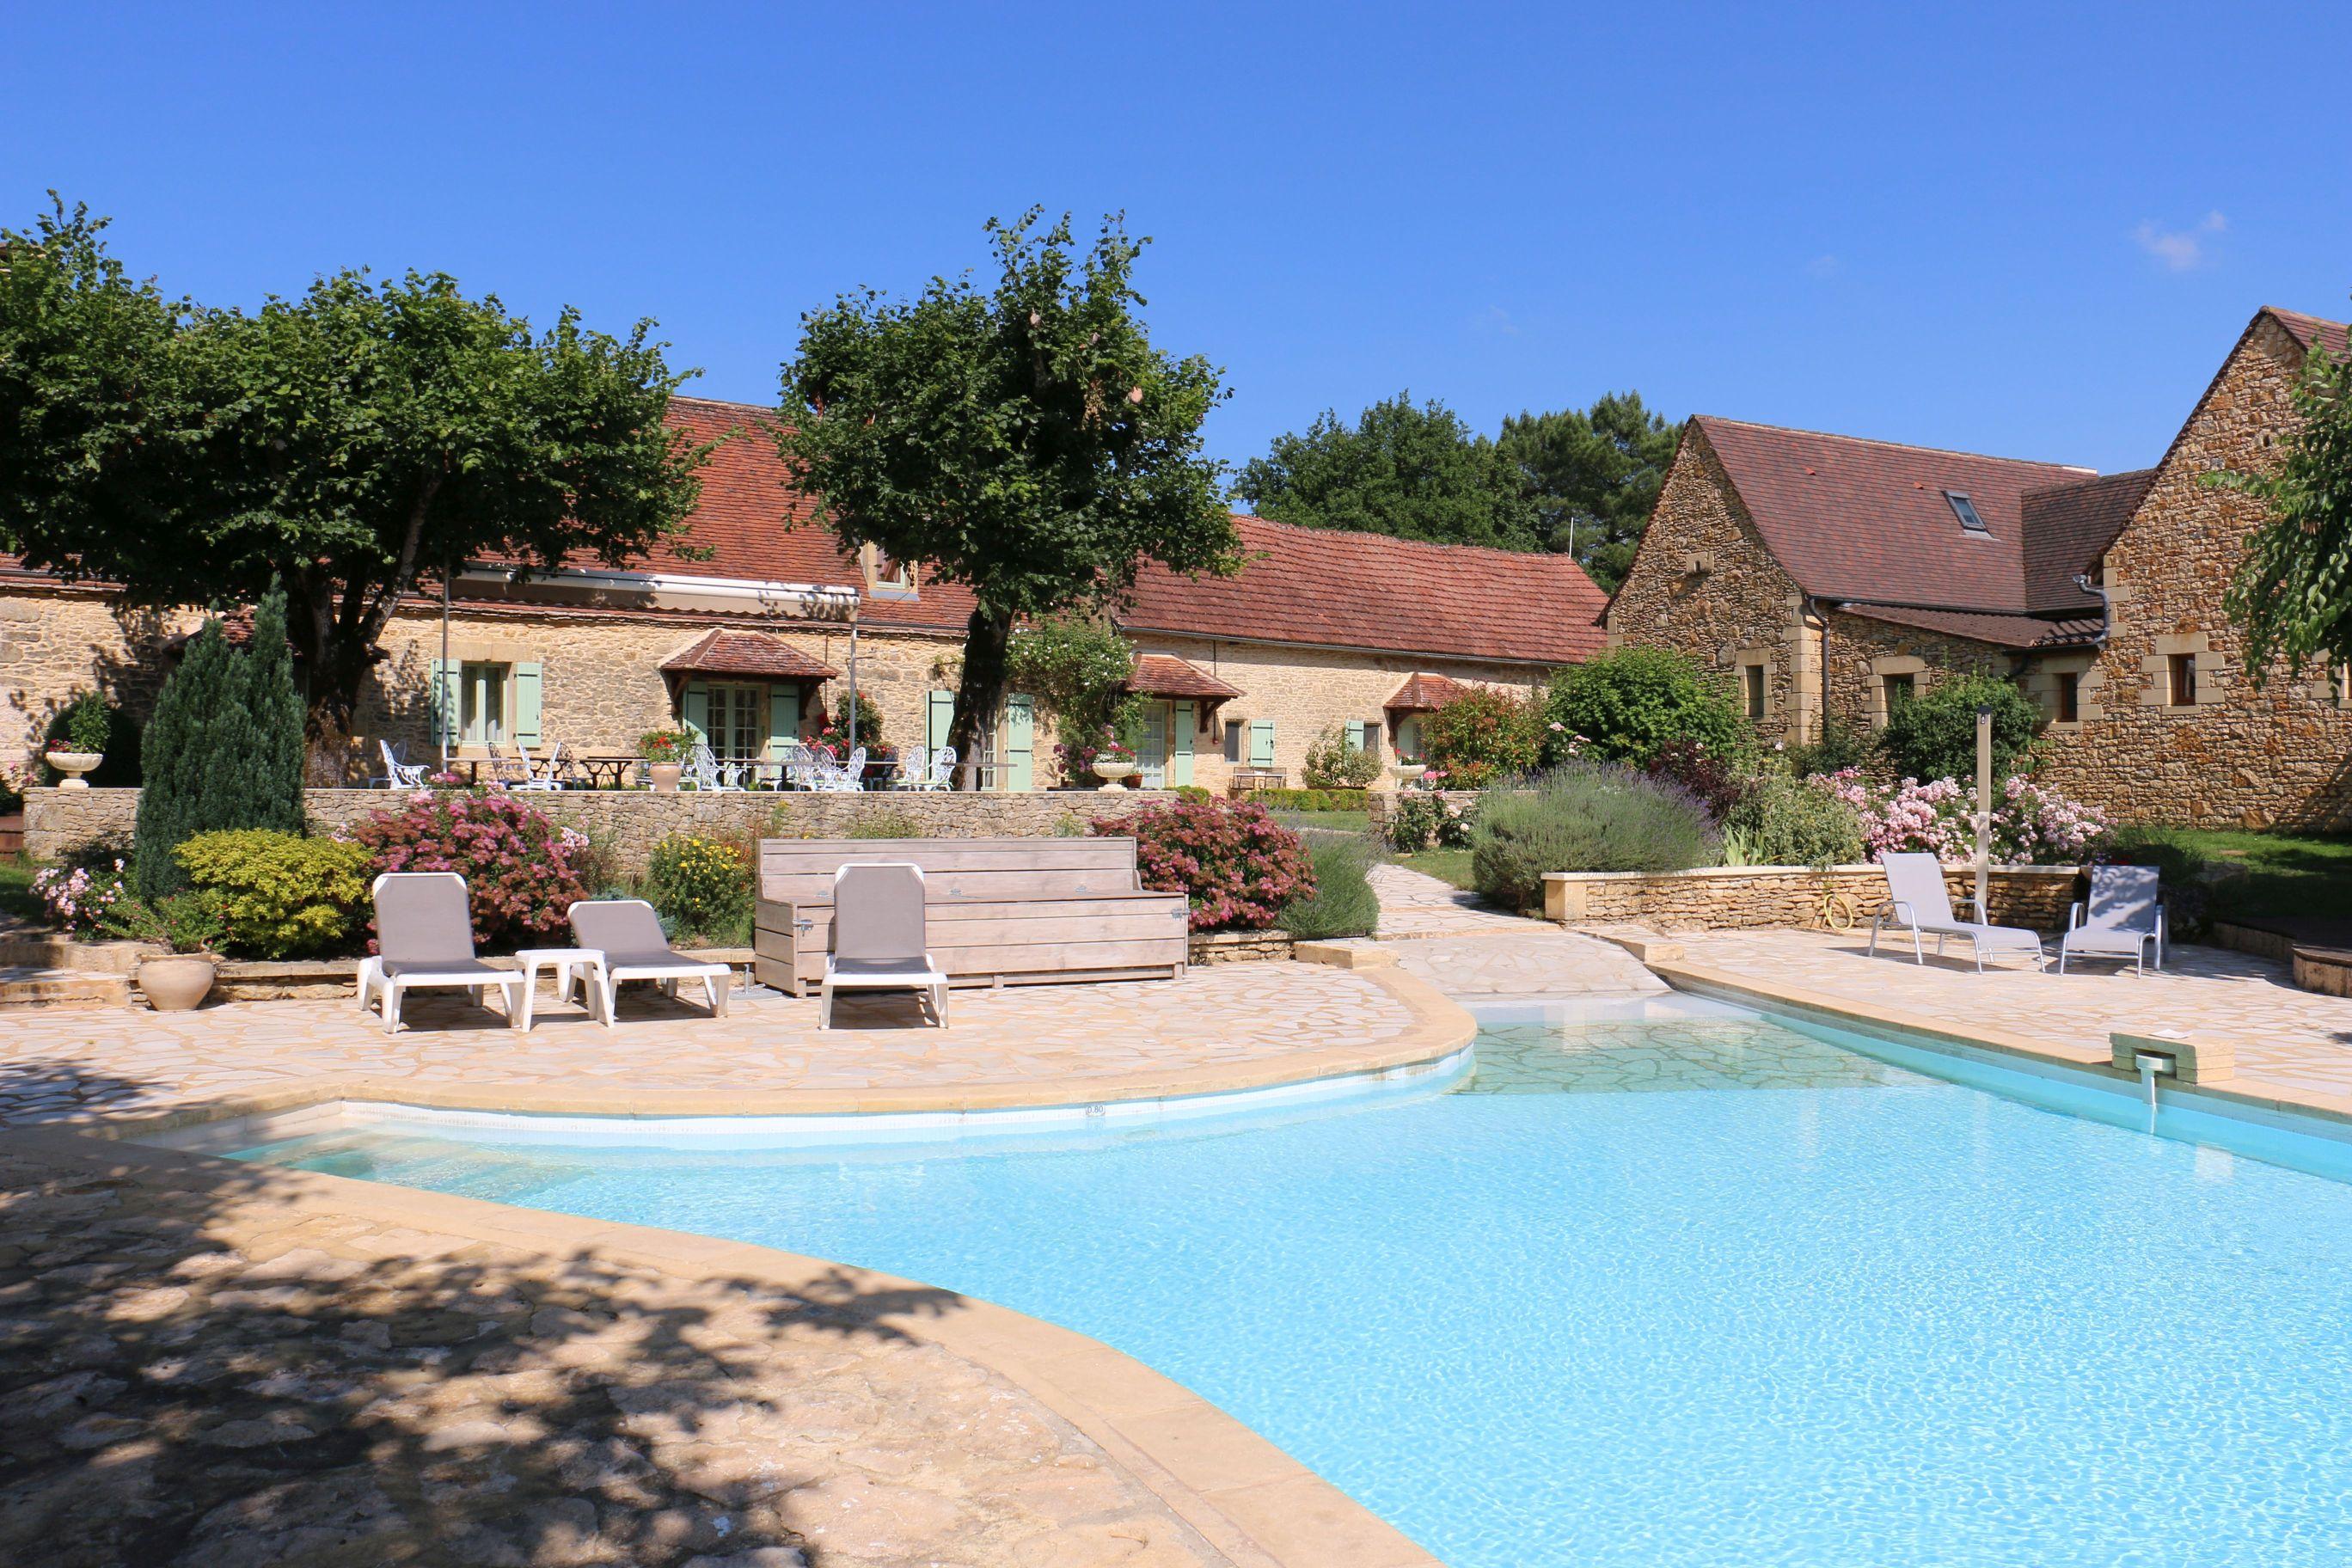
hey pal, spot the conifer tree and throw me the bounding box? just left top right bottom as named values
left=134, top=619, right=234, bottom=898
left=241, top=585, right=308, bottom=831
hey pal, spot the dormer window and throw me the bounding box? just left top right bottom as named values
left=861, top=544, right=917, bottom=600
left=1943, top=491, right=1989, bottom=535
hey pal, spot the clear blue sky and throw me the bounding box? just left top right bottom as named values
left=8, top=1, right=2348, bottom=477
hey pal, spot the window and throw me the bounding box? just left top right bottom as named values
left=2054, top=671, right=2079, bottom=723
left=459, top=661, right=509, bottom=747
left=863, top=544, right=916, bottom=599
left=1743, top=663, right=1767, bottom=720
left=1943, top=491, right=1989, bottom=534
left=1882, top=672, right=1915, bottom=714
left=2168, top=652, right=2198, bottom=707
left=706, top=682, right=769, bottom=762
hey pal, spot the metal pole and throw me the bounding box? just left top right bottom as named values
left=1974, top=704, right=1993, bottom=918
left=438, top=561, right=451, bottom=772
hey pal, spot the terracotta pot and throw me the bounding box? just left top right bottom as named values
left=138, top=955, right=216, bottom=1012
left=647, top=761, right=683, bottom=793
left=47, top=750, right=103, bottom=790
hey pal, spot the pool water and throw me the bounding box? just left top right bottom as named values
left=238, top=997, right=2352, bottom=1566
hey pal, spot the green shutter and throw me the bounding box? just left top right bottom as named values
left=1005, top=694, right=1035, bottom=793
left=926, top=689, right=956, bottom=752
left=767, top=686, right=801, bottom=761
left=511, top=662, right=543, bottom=748
left=1344, top=720, right=1366, bottom=754
left=1171, top=701, right=1196, bottom=787
left=680, top=681, right=709, bottom=745
left=1248, top=718, right=1275, bottom=768
left=429, top=658, right=460, bottom=748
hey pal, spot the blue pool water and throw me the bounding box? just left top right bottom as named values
left=237, top=997, right=2352, bottom=1566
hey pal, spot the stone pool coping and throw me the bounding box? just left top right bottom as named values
left=5, top=1123, right=1441, bottom=1568
left=1648, top=955, right=2352, bottom=1132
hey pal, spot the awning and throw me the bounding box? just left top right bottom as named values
left=658, top=629, right=839, bottom=681
left=1126, top=653, right=1242, bottom=701
left=1383, top=672, right=1470, bottom=712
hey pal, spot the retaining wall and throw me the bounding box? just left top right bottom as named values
left=24, top=787, right=1171, bottom=876
left=1542, top=863, right=2081, bottom=932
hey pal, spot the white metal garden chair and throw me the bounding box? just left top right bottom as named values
left=376, top=740, right=427, bottom=789
left=894, top=745, right=954, bottom=791
left=508, top=739, right=566, bottom=791
left=682, top=742, right=745, bottom=793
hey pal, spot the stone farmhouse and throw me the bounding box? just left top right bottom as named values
left=1607, top=303, right=2352, bottom=828
left=0, top=396, right=1608, bottom=793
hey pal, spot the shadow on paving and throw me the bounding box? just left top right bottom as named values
left=0, top=1062, right=974, bottom=1568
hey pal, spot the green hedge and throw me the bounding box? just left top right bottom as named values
left=1244, top=787, right=1370, bottom=812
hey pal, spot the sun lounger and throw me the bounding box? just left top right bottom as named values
left=819, top=862, right=948, bottom=1029
left=364, top=872, right=527, bottom=1034
left=567, top=898, right=732, bottom=1026
left=2059, top=865, right=2165, bottom=974
left=1866, top=851, right=2048, bottom=972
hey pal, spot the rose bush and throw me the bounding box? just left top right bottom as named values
left=344, top=790, right=591, bottom=949
left=1420, top=688, right=1542, bottom=787
left=1816, top=770, right=2109, bottom=864
left=1090, top=799, right=1314, bottom=931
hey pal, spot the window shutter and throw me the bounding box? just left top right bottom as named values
left=430, top=658, right=460, bottom=749
left=680, top=681, right=710, bottom=745
left=1004, top=695, right=1035, bottom=792
left=926, top=689, right=956, bottom=752
left=511, top=663, right=543, bottom=748
left=767, top=686, right=801, bottom=761
left=1170, top=701, right=1196, bottom=787
left=1344, top=720, right=1366, bottom=754
left=1249, top=719, right=1275, bottom=767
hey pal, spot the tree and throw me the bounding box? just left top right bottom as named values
left=1497, top=391, right=1681, bottom=590
left=777, top=211, right=1236, bottom=789
left=0, top=199, right=712, bottom=769
left=1873, top=672, right=2041, bottom=784
left=2217, top=326, right=2352, bottom=685
left=243, top=584, right=309, bottom=833
left=1234, top=394, right=1541, bottom=550
left=1541, top=646, right=1746, bottom=769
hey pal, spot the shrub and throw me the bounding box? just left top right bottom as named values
left=105, top=891, right=229, bottom=955
left=1090, top=799, right=1315, bottom=932
left=640, top=728, right=692, bottom=763
left=845, top=807, right=923, bottom=840
left=1302, top=725, right=1383, bottom=789
left=1469, top=764, right=1721, bottom=910
left=1644, top=738, right=1749, bottom=820
left=1873, top=672, right=2042, bottom=784
left=645, top=833, right=754, bottom=940
left=1246, top=787, right=1370, bottom=813
left=1170, top=785, right=1214, bottom=804
left=1816, top=770, right=2110, bottom=864
left=1541, top=647, right=1746, bottom=769
left=1721, top=775, right=1865, bottom=868
left=1007, top=614, right=1148, bottom=772
left=2098, top=824, right=2214, bottom=939
left=343, top=791, right=591, bottom=949
left=1279, top=834, right=1381, bottom=940
left=1786, top=716, right=1872, bottom=779
left=1421, top=689, right=1542, bottom=787
left=30, top=839, right=137, bottom=937
left=1385, top=791, right=1479, bottom=851
left=829, top=689, right=886, bottom=746
left=58, top=689, right=111, bottom=753
left=173, top=830, right=374, bottom=958
left=41, top=691, right=141, bottom=787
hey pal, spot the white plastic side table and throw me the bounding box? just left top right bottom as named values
left=512, top=947, right=609, bottom=1031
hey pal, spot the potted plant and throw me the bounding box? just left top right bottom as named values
left=121, top=893, right=227, bottom=1012
left=1090, top=731, right=1138, bottom=790
left=640, top=728, right=692, bottom=793
left=45, top=691, right=113, bottom=790
left=1388, top=750, right=1427, bottom=784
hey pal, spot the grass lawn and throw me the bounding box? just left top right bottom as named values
left=0, top=856, right=40, bottom=925
left=1270, top=809, right=1373, bottom=836
left=1397, top=847, right=1476, bottom=891
left=2142, top=826, right=2352, bottom=922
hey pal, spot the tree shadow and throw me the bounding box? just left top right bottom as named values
left=0, top=1059, right=1001, bottom=1568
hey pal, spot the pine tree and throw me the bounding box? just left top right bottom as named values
left=134, top=618, right=235, bottom=899
left=242, top=585, right=307, bottom=830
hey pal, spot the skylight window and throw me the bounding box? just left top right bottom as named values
left=1943, top=491, right=1989, bottom=534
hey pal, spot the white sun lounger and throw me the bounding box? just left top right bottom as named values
left=819, top=862, right=948, bottom=1029
left=2059, top=865, right=2165, bottom=975
left=1866, top=851, right=2048, bottom=972
left=363, top=871, right=527, bottom=1034
left=567, top=898, right=732, bottom=1026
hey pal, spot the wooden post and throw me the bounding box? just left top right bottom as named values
left=1974, top=704, right=1993, bottom=919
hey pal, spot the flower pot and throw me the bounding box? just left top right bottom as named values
left=138, top=954, right=216, bottom=1012
left=1093, top=759, right=1137, bottom=792
left=47, top=751, right=103, bottom=790
left=1387, top=763, right=1426, bottom=784
left=647, top=762, right=683, bottom=793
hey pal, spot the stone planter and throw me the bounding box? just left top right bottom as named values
left=137, top=954, right=217, bottom=1011
left=46, top=751, right=102, bottom=790
left=1093, top=759, right=1137, bottom=792
left=646, top=761, right=683, bottom=793
left=1387, top=763, right=1426, bottom=784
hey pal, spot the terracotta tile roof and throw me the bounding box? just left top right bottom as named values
left=1125, top=653, right=1242, bottom=701
left=1694, top=416, right=2097, bottom=613
left=1382, top=672, right=1471, bottom=712
left=2019, top=469, right=2155, bottom=610
left=657, top=628, right=839, bottom=681
left=2267, top=305, right=2350, bottom=358
left=1836, top=603, right=2104, bottom=649
left=1119, top=517, right=1608, bottom=666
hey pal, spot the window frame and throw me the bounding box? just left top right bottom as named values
left=1742, top=662, right=1767, bottom=721
left=459, top=660, right=510, bottom=748
left=2167, top=652, right=2198, bottom=708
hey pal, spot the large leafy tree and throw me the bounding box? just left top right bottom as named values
left=2217, top=326, right=2352, bottom=685
left=1497, top=391, right=1681, bottom=591
left=777, top=211, right=1237, bottom=788
left=1, top=198, right=711, bottom=767
left=1234, top=394, right=1541, bottom=551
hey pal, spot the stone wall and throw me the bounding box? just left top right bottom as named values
left=1822, top=612, right=2011, bottom=734
left=2035, top=313, right=2352, bottom=829
left=24, top=786, right=1170, bottom=875
left=1542, top=863, right=2081, bottom=932
left=0, top=586, right=205, bottom=766
left=1602, top=428, right=1816, bottom=744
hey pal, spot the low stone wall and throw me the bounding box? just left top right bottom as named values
left=1364, top=789, right=1483, bottom=830
left=1188, top=929, right=1295, bottom=965
left=24, top=786, right=1170, bottom=876
left=1542, top=863, right=2082, bottom=932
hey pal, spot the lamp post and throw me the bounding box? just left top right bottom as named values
left=1974, top=703, right=1994, bottom=918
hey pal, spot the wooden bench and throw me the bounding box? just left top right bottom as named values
left=753, top=837, right=1190, bottom=995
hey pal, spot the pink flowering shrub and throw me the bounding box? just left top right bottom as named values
left=343, top=791, right=592, bottom=950
left=31, top=844, right=136, bottom=936
left=1814, top=770, right=2110, bottom=864
left=1090, top=800, right=1315, bottom=932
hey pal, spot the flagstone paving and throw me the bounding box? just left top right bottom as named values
left=1665, top=928, right=2352, bottom=1105
left=1367, top=862, right=1525, bottom=939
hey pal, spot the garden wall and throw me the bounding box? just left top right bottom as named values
left=1542, top=863, right=2081, bottom=932
left=23, top=787, right=1172, bottom=876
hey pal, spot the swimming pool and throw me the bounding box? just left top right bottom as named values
left=236, top=996, right=2352, bottom=1566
